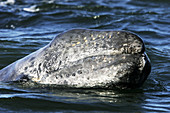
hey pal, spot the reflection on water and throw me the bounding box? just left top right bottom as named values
left=0, top=82, right=148, bottom=112
left=0, top=0, right=170, bottom=112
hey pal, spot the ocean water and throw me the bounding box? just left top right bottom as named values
left=0, top=0, right=170, bottom=112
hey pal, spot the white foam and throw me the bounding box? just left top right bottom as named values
left=23, top=5, right=40, bottom=13
left=0, top=0, right=15, bottom=6
left=42, top=0, right=55, bottom=4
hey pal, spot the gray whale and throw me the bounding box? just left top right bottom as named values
left=0, top=29, right=151, bottom=89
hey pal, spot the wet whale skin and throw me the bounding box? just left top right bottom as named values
left=0, top=29, right=151, bottom=89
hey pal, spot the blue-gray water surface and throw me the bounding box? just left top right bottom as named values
left=0, top=0, right=170, bottom=112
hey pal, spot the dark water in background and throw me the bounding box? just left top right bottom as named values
left=0, top=0, right=170, bottom=112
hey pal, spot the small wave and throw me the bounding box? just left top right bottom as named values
left=143, top=92, right=170, bottom=112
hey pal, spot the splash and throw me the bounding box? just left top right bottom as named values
left=0, top=0, right=15, bottom=6
left=23, top=5, right=40, bottom=13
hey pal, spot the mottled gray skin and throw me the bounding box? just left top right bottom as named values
left=0, top=29, right=151, bottom=89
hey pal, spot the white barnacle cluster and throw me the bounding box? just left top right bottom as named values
left=69, top=34, right=104, bottom=62
left=71, top=31, right=116, bottom=52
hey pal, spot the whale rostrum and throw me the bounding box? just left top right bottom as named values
left=0, top=29, right=151, bottom=89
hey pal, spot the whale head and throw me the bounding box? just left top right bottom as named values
left=0, top=29, right=151, bottom=89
